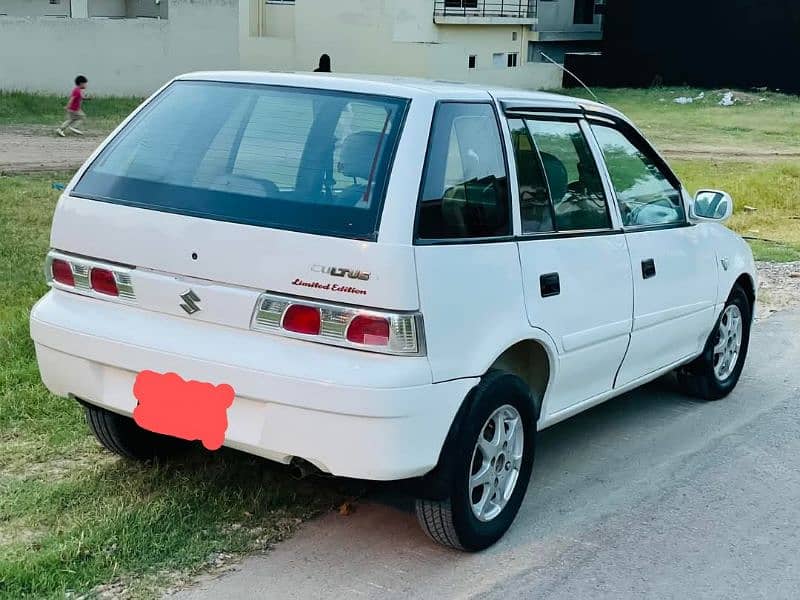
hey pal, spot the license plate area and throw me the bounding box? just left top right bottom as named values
left=132, top=370, right=234, bottom=450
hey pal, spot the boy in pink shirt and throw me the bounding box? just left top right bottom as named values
left=56, top=75, right=88, bottom=137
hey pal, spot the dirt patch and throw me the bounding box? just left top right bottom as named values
left=755, top=261, right=800, bottom=320
left=0, top=125, right=105, bottom=174
left=661, top=146, right=800, bottom=162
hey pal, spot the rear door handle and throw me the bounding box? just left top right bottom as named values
left=540, top=272, right=561, bottom=297
left=641, top=259, right=656, bottom=279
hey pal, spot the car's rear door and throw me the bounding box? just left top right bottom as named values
left=504, top=109, right=634, bottom=420
left=587, top=117, right=719, bottom=387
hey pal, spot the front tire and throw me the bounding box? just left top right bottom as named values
left=415, top=371, right=536, bottom=551
left=84, top=403, right=187, bottom=461
left=677, top=284, right=752, bottom=401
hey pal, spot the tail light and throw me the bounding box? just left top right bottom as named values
left=282, top=305, right=321, bottom=335
left=51, top=259, right=75, bottom=287
left=252, top=293, right=424, bottom=356
left=45, top=251, right=136, bottom=302
left=90, top=268, right=119, bottom=297
left=346, top=315, right=390, bottom=346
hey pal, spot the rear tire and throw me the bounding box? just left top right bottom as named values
left=677, top=284, right=752, bottom=401
left=415, top=370, right=536, bottom=551
left=84, top=403, right=187, bottom=461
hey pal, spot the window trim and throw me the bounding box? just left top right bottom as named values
left=413, top=100, right=515, bottom=246
left=586, top=115, right=689, bottom=231
left=507, top=115, right=618, bottom=239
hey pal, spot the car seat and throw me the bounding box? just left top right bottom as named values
left=336, top=131, right=382, bottom=207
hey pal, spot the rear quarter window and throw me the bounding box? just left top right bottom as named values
left=73, top=81, right=409, bottom=240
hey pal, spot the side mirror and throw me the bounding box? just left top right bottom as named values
left=691, top=189, right=734, bottom=223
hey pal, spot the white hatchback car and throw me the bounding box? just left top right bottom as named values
left=31, top=73, right=756, bottom=551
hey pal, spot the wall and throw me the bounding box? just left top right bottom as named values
left=0, top=0, right=238, bottom=95
left=535, top=0, right=601, bottom=37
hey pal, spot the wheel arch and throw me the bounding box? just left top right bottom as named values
left=486, top=338, right=555, bottom=422
left=413, top=334, right=557, bottom=501
left=733, top=272, right=756, bottom=311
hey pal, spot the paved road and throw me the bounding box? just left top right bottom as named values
left=176, top=310, right=800, bottom=600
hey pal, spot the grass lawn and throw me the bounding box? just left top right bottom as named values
left=0, top=91, right=142, bottom=133
left=0, top=174, right=346, bottom=598
left=674, top=160, right=800, bottom=261
left=563, top=87, right=800, bottom=156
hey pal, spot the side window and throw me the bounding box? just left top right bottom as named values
left=509, top=118, right=554, bottom=234
left=591, top=124, right=685, bottom=227
left=525, top=120, right=611, bottom=231
left=418, top=103, right=510, bottom=240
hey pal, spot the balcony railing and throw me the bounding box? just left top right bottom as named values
left=433, top=0, right=537, bottom=20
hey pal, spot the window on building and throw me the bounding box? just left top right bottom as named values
left=573, top=0, right=596, bottom=24
left=527, top=42, right=539, bottom=62
left=512, top=31, right=518, bottom=41
left=507, top=53, right=518, bottom=67
left=88, top=0, right=168, bottom=19
left=2, top=0, right=69, bottom=17
left=445, top=0, right=479, bottom=8
left=417, top=103, right=510, bottom=240
left=468, top=55, right=477, bottom=69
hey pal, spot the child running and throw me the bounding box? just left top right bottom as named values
left=56, top=75, right=88, bottom=137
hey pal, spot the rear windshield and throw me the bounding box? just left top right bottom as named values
left=73, top=81, right=409, bottom=240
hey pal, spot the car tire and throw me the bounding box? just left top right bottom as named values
left=677, top=284, right=752, bottom=401
left=415, top=370, right=536, bottom=552
left=84, top=403, right=188, bottom=461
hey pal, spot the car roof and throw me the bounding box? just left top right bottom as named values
left=174, top=71, right=623, bottom=118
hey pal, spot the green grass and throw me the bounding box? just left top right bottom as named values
left=561, top=87, right=800, bottom=155
left=0, top=91, right=141, bottom=133
left=674, top=160, right=800, bottom=261
left=0, top=173, right=346, bottom=598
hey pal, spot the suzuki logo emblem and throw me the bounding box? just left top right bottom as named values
left=180, top=290, right=202, bottom=315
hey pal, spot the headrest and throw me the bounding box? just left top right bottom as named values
left=338, top=131, right=381, bottom=180
left=540, top=152, right=568, bottom=202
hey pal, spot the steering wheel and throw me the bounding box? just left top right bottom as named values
left=629, top=198, right=680, bottom=226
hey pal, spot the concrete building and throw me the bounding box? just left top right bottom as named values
left=0, top=0, right=601, bottom=95
left=527, top=0, right=603, bottom=64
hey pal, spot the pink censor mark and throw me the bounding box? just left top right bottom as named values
left=132, top=371, right=235, bottom=451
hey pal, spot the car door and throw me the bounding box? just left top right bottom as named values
left=588, top=119, right=719, bottom=387
left=413, top=101, right=531, bottom=383
left=507, top=115, right=634, bottom=419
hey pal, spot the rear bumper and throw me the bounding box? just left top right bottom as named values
left=30, top=291, right=476, bottom=480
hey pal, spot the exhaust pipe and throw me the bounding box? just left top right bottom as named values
left=289, top=457, right=321, bottom=480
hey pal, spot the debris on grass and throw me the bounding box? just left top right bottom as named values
left=719, top=91, right=736, bottom=107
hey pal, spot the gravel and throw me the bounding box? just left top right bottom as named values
left=755, top=261, right=800, bottom=320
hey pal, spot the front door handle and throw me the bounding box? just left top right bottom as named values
left=540, top=272, right=561, bottom=297
left=642, top=259, right=656, bottom=279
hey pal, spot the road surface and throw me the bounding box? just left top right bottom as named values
left=174, top=309, right=800, bottom=600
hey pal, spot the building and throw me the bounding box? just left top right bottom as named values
left=527, top=0, right=603, bottom=64
left=0, top=0, right=603, bottom=95
left=0, top=0, right=596, bottom=95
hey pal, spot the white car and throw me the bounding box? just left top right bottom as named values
left=30, top=73, right=756, bottom=551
